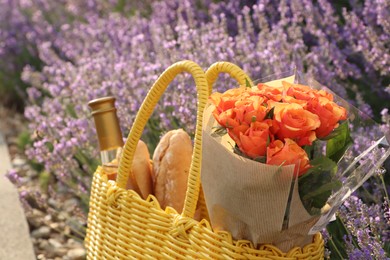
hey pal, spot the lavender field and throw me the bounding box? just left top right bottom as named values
left=1, top=0, right=389, bottom=259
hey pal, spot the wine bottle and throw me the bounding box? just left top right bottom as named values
left=88, top=96, right=124, bottom=179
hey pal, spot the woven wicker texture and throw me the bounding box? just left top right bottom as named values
left=85, top=60, right=325, bottom=259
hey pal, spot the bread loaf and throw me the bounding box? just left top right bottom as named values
left=127, top=140, right=153, bottom=199
left=152, top=129, right=193, bottom=213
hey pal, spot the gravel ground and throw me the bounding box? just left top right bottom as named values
left=0, top=106, right=87, bottom=260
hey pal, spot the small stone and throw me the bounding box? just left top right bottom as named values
left=63, top=198, right=78, bottom=212
left=64, top=225, right=71, bottom=236
left=67, top=238, right=75, bottom=244
left=12, top=157, right=26, bottom=167
left=8, top=144, right=18, bottom=156
left=27, top=210, right=45, bottom=229
left=50, top=233, right=64, bottom=243
left=58, top=211, right=68, bottom=221
left=32, top=209, right=45, bottom=217
left=44, top=214, right=52, bottom=222
left=57, top=184, right=69, bottom=193
left=37, top=254, right=46, bottom=260
left=38, top=239, right=49, bottom=250
left=66, top=248, right=86, bottom=260
left=19, top=176, right=31, bottom=184
left=48, top=238, right=62, bottom=249
left=26, top=169, right=39, bottom=178
left=8, top=136, right=19, bottom=145
left=58, top=222, right=66, bottom=229
left=66, top=217, right=85, bottom=236
left=54, top=248, right=68, bottom=257
left=66, top=238, right=83, bottom=247
left=48, top=198, right=57, bottom=208
left=31, top=226, right=51, bottom=239
left=49, top=222, right=60, bottom=229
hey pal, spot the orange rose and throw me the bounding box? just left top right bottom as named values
left=213, top=94, right=264, bottom=125
left=210, top=88, right=247, bottom=115
left=282, top=95, right=308, bottom=107
left=254, top=83, right=284, bottom=101
left=308, top=97, right=347, bottom=138
left=271, top=102, right=321, bottom=146
left=213, top=109, right=240, bottom=129
left=235, top=121, right=272, bottom=158
left=228, top=124, right=250, bottom=146
left=210, top=88, right=247, bottom=128
left=316, top=89, right=334, bottom=101
left=234, top=95, right=268, bottom=125
left=283, top=81, right=318, bottom=101
left=266, top=139, right=311, bottom=176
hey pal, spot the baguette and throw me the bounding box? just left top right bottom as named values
left=127, top=140, right=153, bottom=199
left=152, top=129, right=193, bottom=213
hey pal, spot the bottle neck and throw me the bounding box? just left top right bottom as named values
left=101, top=147, right=121, bottom=165
left=92, top=109, right=124, bottom=152
left=88, top=96, right=124, bottom=165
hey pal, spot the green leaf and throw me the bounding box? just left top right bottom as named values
left=301, top=181, right=342, bottom=205
left=384, top=241, right=390, bottom=255
left=326, top=216, right=350, bottom=259
left=265, top=107, right=275, bottom=119
left=114, top=0, right=126, bottom=12
left=44, top=141, right=54, bottom=153
left=299, top=156, right=337, bottom=181
left=211, top=126, right=227, bottom=137
left=298, top=156, right=340, bottom=214
left=39, top=171, right=51, bottom=192
left=74, top=150, right=100, bottom=175
left=326, top=121, right=353, bottom=163
left=17, top=131, right=32, bottom=150
left=66, top=103, right=78, bottom=118
left=253, top=156, right=266, bottom=163
left=232, top=145, right=266, bottom=162
left=320, top=120, right=348, bottom=140
left=245, top=78, right=251, bottom=88
left=303, top=145, right=313, bottom=160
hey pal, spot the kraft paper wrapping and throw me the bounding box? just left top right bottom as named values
left=201, top=75, right=319, bottom=251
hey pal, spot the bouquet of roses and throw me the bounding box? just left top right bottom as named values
left=200, top=71, right=390, bottom=251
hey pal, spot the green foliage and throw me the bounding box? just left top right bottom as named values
left=73, top=150, right=100, bottom=176
left=0, top=46, right=42, bottom=111
left=142, top=118, right=166, bottom=153
left=299, top=156, right=341, bottom=214
left=326, top=216, right=350, bottom=259
left=245, top=78, right=251, bottom=88
left=17, top=131, right=32, bottom=150
left=264, top=107, right=275, bottom=120
left=385, top=241, right=390, bottom=257
left=211, top=126, right=228, bottom=137
left=113, top=0, right=153, bottom=18
left=326, top=121, right=353, bottom=163
left=39, top=171, right=51, bottom=192
left=299, top=122, right=352, bottom=214
left=17, top=131, right=44, bottom=172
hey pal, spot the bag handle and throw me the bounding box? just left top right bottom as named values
left=116, top=60, right=252, bottom=219
left=116, top=60, right=208, bottom=218
left=205, top=62, right=254, bottom=94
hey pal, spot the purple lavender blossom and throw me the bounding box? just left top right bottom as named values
left=6, top=168, right=21, bottom=184
left=17, top=0, right=389, bottom=197
left=339, top=196, right=389, bottom=259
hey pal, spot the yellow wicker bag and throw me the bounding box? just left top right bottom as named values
left=85, top=60, right=325, bottom=259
